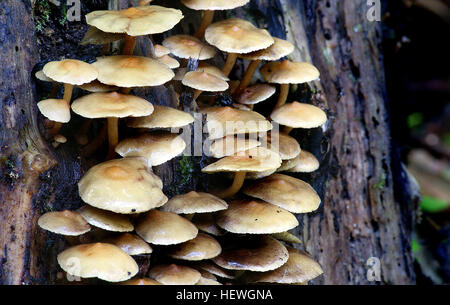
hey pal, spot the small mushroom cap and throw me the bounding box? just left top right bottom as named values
left=38, top=210, right=91, bottom=236
left=263, top=132, right=301, bottom=160
left=182, top=71, right=229, bottom=92
left=127, top=105, right=194, bottom=129
left=37, top=99, right=71, bottom=123
left=202, top=147, right=282, bottom=173
left=57, top=243, right=138, bottom=282
left=162, top=191, right=228, bottom=214
left=71, top=92, right=154, bottom=119
left=202, top=106, right=272, bottom=140
left=236, top=84, right=276, bottom=105
left=54, top=134, right=67, bottom=144
left=271, top=101, right=327, bottom=129
left=191, top=213, right=225, bottom=236
left=78, top=80, right=119, bottom=93
left=167, top=233, right=222, bottom=261
left=77, top=205, right=134, bottom=232
left=216, top=199, right=299, bottom=234
left=85, top=6, right=183, bottom=36
left=80, top=26, right=123, bottom=45
left=213, top=235, right=288, bottom=272
left=243, top=173, right=321, bottom=213
left=232, top=103, right=251, bottom=111
left=92, top=55, right=174, bottom=88
left=149, top=264, right=201, bottom=285
left=157, top=54, right=180, bottom=69
left=154, top=44, right=171, bottom=57
left=260, top=60, right=320, bottom=84
left=193, top=261, right=236, bottom=279
left=106, top=233, right=153, bottom=255
left=287, top=149, right=320, bottom=173
left=43, top=59, right=98, bottom=86
left=205, top=18, right=274, bottom=54
left=239, top=37, right=294, bottom=61
left=247, top=247, right=323, bottom=284
left=182, top=0, right=250, bottom=10
left=115, top=132, right=186, bottom=166
left=196, top=277, right=222, bottom=285
left=120, top=277, right=161, bottom=285
left=208, top=135, right=261, bottom=158
left=135, top=210, right=198, bottom=245
left=277, top=155, right=301, bottom=172
left=163, top=35, right=216, bottom=60
left=78, top=157, right=167, bottom=214
left=35, top=70, right=54, bottom=82
left=245, top=168, right=277, bottom=180
left=174, top=64, right=229, bottom=82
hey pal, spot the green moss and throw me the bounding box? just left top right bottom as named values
left=34, top=0, right=51, bottom=32
left=374, top=173, right=386, bottom=190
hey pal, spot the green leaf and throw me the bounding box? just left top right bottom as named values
left=420, top=196, right=449, bottom=213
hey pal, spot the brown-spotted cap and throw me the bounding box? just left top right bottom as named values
left=182, top=71, right=229, bottom=92
left=135, top=210, right=198, bottom=245
left=243, top=173, right=321, bottom=213
left=263, top=132, right=301, bottom=160
left=43, top=59, right=98, bottom=86
left=80, top=26, right=123, bottom=45
left=92, top=55, right=174, bottom=88
left=287, top=149, right=320, bottom=173
left=182, top=0, right=250, bottom=10
left=106, top=233, right=153, bottom=256
left=78, top=157, right=167, bottom=214
left=216, top=199, right=299, bottom=234
left=37, top=99, right=71, bottom=123
left=260, top=60, right=320, bottom=84
left=85, top=6, right=183, bottom=36
left=163, top=35, right=216, bottom=60
left=77, top=205, right=134, bottom=232
left=239, top=37, right=294, bottom=61
left=115, top=132, right=186, bottom=167
left=149, top=264, right=201, bottom=285
left=205, top=18, right=274, bottom=54
left=127, top=105, right=194, bottom=129
left=38, top=210, right=91, bottom=236
left=57, top=243, right=139, bottom=282
left=213, top=235, right=288, bottom=271
left=208, top=135, right=261, bottom=158
left=161, top=191, right=228, bottom=214
left=236, top=83, right=276, bottom=105
left=167, top=233, right=222, bottom=261
left=271, top=101, right=327, bottom=129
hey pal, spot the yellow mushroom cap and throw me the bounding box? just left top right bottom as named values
left=167, top=233, right=222, bottom=261
left=245, top=168, right=277, bottom=180
left=149, top=264, right=201, bottom=285
left=263, top=132, right=301, bottom=160
left=202, top=106, right=272, bottom=140
left=216, top=199, right=299, bottom=234
left=154, top=44, right=171, bottom=57
left=182, top=0, right=250, bottom=10
left=157, top=54, right=180, bottom=69
left=161, top=191, right=228, bottom=214
left=260, top=60, right=320, bottom=84
left=71, top=92, right=154, bottom=119
left=43, top=59, right=98, bottom=86
left=35, top=70, right=54, bottom=82
left=239, top=37, right=294, bottom=61
left=78, top=157, right=167, bottom=214
left=163, top=35, right=216, bottom=60
left=243, top=173, right=321, bottom=213
left=277, top=155, right=301, bottom=172
left=85, top=6, right=183, bottom=36
left=80, top=26, right=123, bottom=45
left=271, top=101, right=327, bottom=129
left=287, top=149, right=320, bottom=173
left=196, top=277, right=222, bottom=285
left=213, top=235, right=288, bottom=271
left=37, top=210, right=91, bottom=236
left=92, top=55, right=174, bottom=88
left=120, top=277, right=161, bottom=285
left=202, top=147, right=282, bottom=173
left=208, top=135, right=261, bottom=158
left=57, top=243, right=138, bottom=282
left=174, top=64, right=229, bottom=82
left=54, top=134, right=67, bottom=144
left=247, top=247, right=323, bottom=284
left=106, top=233, right=153, bottom=256
left=236, top=83, right=276, bottom=105
left=182, top=71, right=229, bottom=92
left=193, top=261, right=236, bottom=279
left=191, top=213, right=225, bottom=236
left=135, top=210, right=198, bottom=245
left=127, top=105, right=194, bottom=129
left=77, top=205, right=134, bottom=232
left=115, top=132, right=186, bottom=167
left=37, top=99, right=71, bottom=123
left=78, top=80, right=119, bottom=93
left=205, top=18, right=274, bottom=54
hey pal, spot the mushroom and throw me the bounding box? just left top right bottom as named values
left=182, top=71, right=229, bottom=99
left=57, top=243, right=139, bottom=282
left=196, top=277, right=222, bottom=285
left=77, top=157, right=167, bottom=214
left=120, top=277, right=161, bottom=285
left=157, top=54, right=180, bottom=69
left=213, top=235, right=289, bottom=272
left=216, top=199, right=299, bottom=234
left=286, top=149, right=320, bottom=173
left=167, top=233, right=222, bottom=261
left=77, top=205, right=134, bottom=232
left=271, top=231, right=302, bottom=244
left=176, top=63, right=230, bottom=81
left=52, top=134, right=68, bottom=148
left=235, top=83, right=276, bottom=110
left=242, top=173, right=321, bottom=213
left=78, top=80, right=118, bottom=93
left=162, top=34, right=216, bottom=60
left=153, top=44, right=171, bottom=57
left=192, top=261, right=237, bottom=279
left=37, top=210, right=91, bottom=236
left=127, top=105, right=195, bottom=130
left=161, top=191, right=228, bottom=214
left=105, top=233, right=153, bottom=256
left=263, top=131, right=301, bottom=161
left=80, top=26, right=123, bottom=55
left=135, top=210, right=198, bottom=245
left=86, top=6, right=183, bottom=55
left=191, top=213, right=225, bottom=236
left=149, top=264, right=201, bottom=285
left=260, top=60, right=320, bottom=111
left=207, top=135, right=261, bottom=158
left=35, top=69, right=59, bottom=100
left=37, top=99, right=71, bottom=125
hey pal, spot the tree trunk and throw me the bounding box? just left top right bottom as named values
left=0, top=0, right=417, bottom=284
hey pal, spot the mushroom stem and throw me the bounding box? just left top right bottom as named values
left=122, top=34, right=137, bottom=55
left=235, top=59, right=261, bottom=95
left=193, top=89, right=202, bottom=101
left=106, top=117, right=119, bottom=159
left=221, top=53, right=239, bottom=77
left=194, top=10, right=215, bottom=39
left=283, top=126, right=293, bottom=134
left=273, top=83, right=289, bottom=110
left=63, top=83, right=74, bottom=103
left=215, top=171, right=246, bottom=199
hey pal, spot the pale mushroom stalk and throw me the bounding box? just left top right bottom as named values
left=273, top=83, right=289, bottom=110
left=235, top=59, right=261, bottom=94
left=50, top=83, right=74, bottom=135
left=106, top=117, right=119, bottom=159
left=221, top=53, right=239, bottom=77
left=194, top=10, right=215, bottom=39
left=214, top=171, right=246, bottom=199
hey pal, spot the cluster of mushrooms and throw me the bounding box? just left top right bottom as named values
left=36, top=0, right=326, bottom=285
